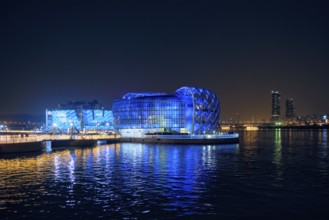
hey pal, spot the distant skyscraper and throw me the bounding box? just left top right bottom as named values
left=286, top=98, right=295, bottom=119
left=271, top=90, right=281, bottom=122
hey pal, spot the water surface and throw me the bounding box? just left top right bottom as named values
left=1, top=129, right=329, bottom=219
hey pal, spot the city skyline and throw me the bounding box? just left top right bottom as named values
left=1, top=0, right=328, bottom=121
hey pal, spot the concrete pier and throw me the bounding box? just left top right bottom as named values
left=120, top=134, right=239, bottom=145
left=0, top=142, right=43, bottom=153
left=0, top=134, right=119, bottom=153
left=50, top=139, right=96, bottom=148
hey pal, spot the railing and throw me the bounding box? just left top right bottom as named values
left=0, top=135, right=44, bottom=144
left=135, top=133, right=239, bottom=139
left=0, top=133, right=238, bottom=143
left=0, top=134, right=119, bottom=144
left=43, top=134, right=118, bottom=140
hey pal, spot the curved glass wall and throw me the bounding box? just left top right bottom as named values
left=112, top=87, right=220, bottom=135
left=176, top=87, right=220, bottom=134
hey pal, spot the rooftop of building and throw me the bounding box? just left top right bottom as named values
left=56, top=99, right=106, bottom=110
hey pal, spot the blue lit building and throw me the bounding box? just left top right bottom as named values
left=112, top=87, right=220, bottom=137
left=46, top=100, right=113, bottom=132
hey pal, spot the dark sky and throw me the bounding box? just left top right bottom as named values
left=1, top=0, right=328, bottom=120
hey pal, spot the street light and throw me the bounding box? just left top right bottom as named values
left=52, top=123, right=57, bottom=135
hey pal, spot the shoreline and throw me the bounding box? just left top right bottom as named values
left=258, top=125, right=329, bottom=129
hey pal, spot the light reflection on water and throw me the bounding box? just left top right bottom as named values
left=273, top=128, right=283, bottom=179
left=1, top=130, right=329, bottom=219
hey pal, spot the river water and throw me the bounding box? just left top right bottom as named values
left=1, top=129, right=329, bottom=219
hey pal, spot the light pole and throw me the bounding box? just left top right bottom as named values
left=52, top=123, right=57, bottom=136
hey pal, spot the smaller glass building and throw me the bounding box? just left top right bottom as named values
left=46, top=100, right=113, bottom=132
left=112, top=87, right=220, bottom=137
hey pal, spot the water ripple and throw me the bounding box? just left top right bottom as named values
left=1, top=130, right=329, bottom=219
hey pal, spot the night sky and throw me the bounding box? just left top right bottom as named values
left=1, top=0, right=328, bottom=121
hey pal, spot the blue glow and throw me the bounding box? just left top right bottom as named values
left=112, top=95, right=185, bottom=130
left=112, top=86, right=220, bottom=134
left=122, top=92, right=167, bottom=100
left=175, top=87, right=220, bottom=134
left=46, top=109, right=113, bottom=131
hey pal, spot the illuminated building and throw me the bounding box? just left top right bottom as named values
left=46, top=100, right=113, bottom=131
left=285, top=98, right=295, bottom=119
left=271, top=90, right=281, bottom=122
left=112, top=87, right=220, bottom=137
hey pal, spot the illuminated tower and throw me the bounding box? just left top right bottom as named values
left=271, top=90, right=281, bottom=122
left=286, top=98, right=295, bottom=119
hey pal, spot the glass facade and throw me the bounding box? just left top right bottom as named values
left=45, top=88, right=220, bottom=135
left=46, top=109, right=113, bottom=131
left=112, top=87, right=220, bottom=135
left=112, top=95, right=185, bottom=130
left=46, top=100, right=113, bottom=131
left=176, top=87, right=220, bottom=134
